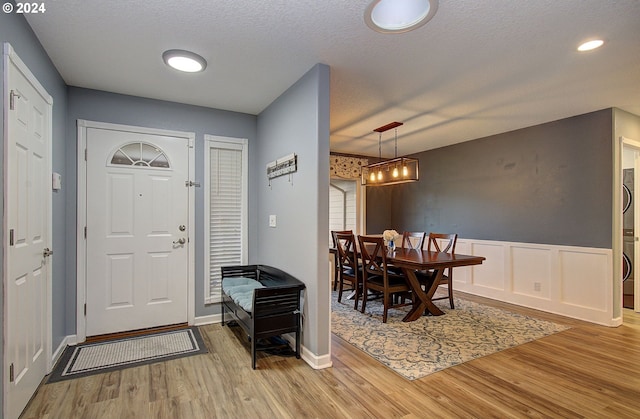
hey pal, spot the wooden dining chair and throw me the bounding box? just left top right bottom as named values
left=401, top=231, right=426, bottom=250
left=332, top=231, right=362, bottom=310
left=358, top=235, right=412, bottom=323
left=331, top=230, right=353, bottom=291
left=392, top=231, right=427, bottom=304
left=421, top=232, right=458, bottom=309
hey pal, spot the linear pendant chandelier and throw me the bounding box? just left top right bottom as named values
left=361, top=121, right=419, bottom=186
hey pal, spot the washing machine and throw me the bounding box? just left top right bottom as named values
left=623, top=168, right=634, bottom=309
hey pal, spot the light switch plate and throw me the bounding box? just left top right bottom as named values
left=269, top=214, right=277, bottom=227
left=52, top=172, right=62, bottom=190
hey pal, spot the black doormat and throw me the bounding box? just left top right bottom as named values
left=47, top=326, right=208, bottom=383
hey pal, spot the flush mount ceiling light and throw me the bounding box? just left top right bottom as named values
left=361, top=122, right=419, bottom=187
left=162, top=49, right=207, bottom=72
left=577, top=39, right=604, bottom=52
left=365, top=0, right=438, bottom=34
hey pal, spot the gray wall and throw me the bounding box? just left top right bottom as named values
left=368, top=109, right=613, bottom=249
left=1, top=9, right=69, bottom=410
left=615, top=108, right=640, bottom=142
left=256, top=64, right=331, bottom=357
left=1, top=10, right=332, bottom=405
left=66, top=87, right=258, bottom=325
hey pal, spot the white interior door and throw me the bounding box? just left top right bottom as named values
left=3, top=44, right=52, bottom=419
left=85, top=127, right=189, bottom=336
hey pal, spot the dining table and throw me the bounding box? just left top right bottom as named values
left=386, top=247, right=485, bottom=321
left=330, top=244, right=486, bottom=322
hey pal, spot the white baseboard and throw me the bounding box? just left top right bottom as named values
left=300, top=347, right=333, bottom=370
left=194, top=313, right=221, bottom=326
left=50, top=334, right=77, bottom=372
left=280, top=333, right=332, bottom=370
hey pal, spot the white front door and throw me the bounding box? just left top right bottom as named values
left=4, top=44, right=52, bottom=419
left=85, top=127, right=190, bottom=336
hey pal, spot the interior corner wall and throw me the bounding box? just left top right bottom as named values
left=66, top=87, right=258, bottom=324
left=615, top=108, right=640, bottom=142
left=1, top=9, right=69, bottom=409
left=256, top=64, right=331, bottom=359
left=368, top=109, right=613, bottom=249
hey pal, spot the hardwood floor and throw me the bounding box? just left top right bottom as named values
left=21, top=294, right=640, bottom=419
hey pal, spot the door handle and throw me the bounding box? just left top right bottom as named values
left=173, top=238, right=186, bottom=245
left=43, top=247, right=53, bottom=257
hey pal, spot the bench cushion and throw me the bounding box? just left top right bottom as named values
left=222, top=276, right=257, bottom=291
left=222, top=277, right=265, bottom=312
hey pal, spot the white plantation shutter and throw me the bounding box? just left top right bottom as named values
left=329, top=179, right=358, bottom=243
left=205, top=136, right=248, bottom=303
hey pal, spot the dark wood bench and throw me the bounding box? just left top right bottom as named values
left=221, top=264, right=305, bottom=369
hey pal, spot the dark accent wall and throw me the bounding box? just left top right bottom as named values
left=367, top=109, right=613, bottom=248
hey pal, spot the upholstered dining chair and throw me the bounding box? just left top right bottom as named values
left=358, top=235, right=412, bottom=323
left=421, top=232, right=458, bottom=309
left=331, top=230, right=353, bottom=291
left=401, top=231, right=426, bottom=250
left=332, top=231, right=362, bottom=309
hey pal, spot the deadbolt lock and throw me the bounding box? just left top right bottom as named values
left=178, top=225, right=186, bottom=231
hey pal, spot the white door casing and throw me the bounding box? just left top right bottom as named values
left=77, top=121, right=195, bottom=339
left=3, top=43, right=53, bottom=419
left=622, top=136, right=640, bottom=313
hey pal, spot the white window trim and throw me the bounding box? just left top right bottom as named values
left=204, top=134, right=248, bottom=303
left=330, top=177, right=367, bottom=235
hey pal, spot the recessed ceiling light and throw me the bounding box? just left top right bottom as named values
left=365, top=0, right=438, bottom=34
left=577, top=39, right=604, bottom=52
left=162, top=49, right=207, bottom=73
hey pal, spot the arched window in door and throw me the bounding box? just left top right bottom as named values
left=109, top=141, right=170, bottom=168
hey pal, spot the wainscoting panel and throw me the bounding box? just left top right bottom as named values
left=469, top=242, right=505, bottom=290
left=511, top=245, right=552, bottom=299
left=559, top=249, right=610, bottom=311
left=454, top=239, right=616, bottom=326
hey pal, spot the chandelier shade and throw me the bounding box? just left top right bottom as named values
left=361, top=122, right=419, bottom=186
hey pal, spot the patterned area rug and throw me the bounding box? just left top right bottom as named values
left=48, top=327, right=207, bottom=382
left=331, top=291, right=570, bottom=380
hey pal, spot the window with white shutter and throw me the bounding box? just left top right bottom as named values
left=329, top=179, right=359, bottom=242
left=204, top=135, right=248, bottom=303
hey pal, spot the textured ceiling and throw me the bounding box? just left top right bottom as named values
left=24, top=0, right=640, bottom=157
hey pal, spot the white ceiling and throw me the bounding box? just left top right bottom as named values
left=25, top=0, right=640, bottom=158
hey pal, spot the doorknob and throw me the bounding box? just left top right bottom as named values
left=173, top=238, right=186, bottom=245
left=43, top=247, right=53, bottom=257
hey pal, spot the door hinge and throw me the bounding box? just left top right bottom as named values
left=9, top=363, right=14, bottom=382
left=84, top=303, right=87, bottom=316
left=9, top=229, right=14, bottom=246
left=185, top=181, right=201, bottom=187
left=84, top=149, right=87, bottom=161
left=10, top=90, right=21, bottom=110
left=84, top=226, right=87, bottom=239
